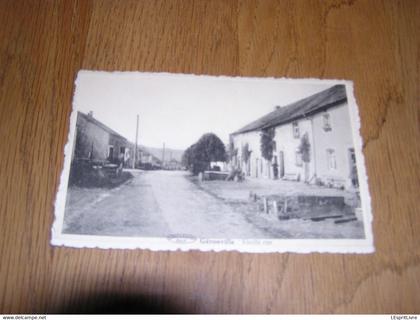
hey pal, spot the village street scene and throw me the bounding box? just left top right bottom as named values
left=62, top=76, right=365, bottom=240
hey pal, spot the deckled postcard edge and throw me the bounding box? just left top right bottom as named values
left=51, top=71, right=374, bottom=253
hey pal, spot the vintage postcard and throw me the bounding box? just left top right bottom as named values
left=52, top=71, right=374, bottom=253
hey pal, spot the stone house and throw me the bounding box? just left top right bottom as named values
left=230, top=85, right=358, bottom=189
left=72, top=111, right=131, bottom=166
left=72, top=111, right=164, bottom=171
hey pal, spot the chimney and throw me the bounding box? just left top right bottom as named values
left=88, top=111, right=93, bottom=117
left=275, top=105, right=281, bottom=111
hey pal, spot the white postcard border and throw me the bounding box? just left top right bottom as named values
left=51, top=71, right=374, bottom=253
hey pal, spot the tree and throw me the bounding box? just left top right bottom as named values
left=299, top=132, right=311, bottom=182
left=182, top=144, right=206, bottom=174
left=227, top=136, right=238, bottom=169
left=260, top=127, right=276, bottom=178
left=298, top=132, right=311, bottom=163
left=227, top=136, right=237, bottom=161
left=241, top=143, right=252, bottom=175
left=182, top=133, right=227, bottom=175
left=241, top=143, right=251, bottom=163
left=181, top=144, right=195, bottom=169
left=260, top=127, right=275, bottom=161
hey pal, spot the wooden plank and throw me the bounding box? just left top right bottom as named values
left=310, top=215, right=344, bottom=222
left=334, top=217, right=358, bottom=224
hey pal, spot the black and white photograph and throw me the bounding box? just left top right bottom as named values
left=52, top=72, right=373, bottom=252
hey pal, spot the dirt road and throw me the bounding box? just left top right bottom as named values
left=63, top=170, right=266, bottom=238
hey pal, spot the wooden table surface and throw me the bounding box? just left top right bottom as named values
left=1, top=0, right=419, bottom=314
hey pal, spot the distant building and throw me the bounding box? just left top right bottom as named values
left=72, top=111, right=166, bottom=170
left=137, top=149, right=162, bottom=169
left=230, top=85, right=358, bottom=189
left=165, top=158, right=183, bottom=170
left=72, top=111, right=131, bottom=166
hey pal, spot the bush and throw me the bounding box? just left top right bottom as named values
left=299, top=133, right=311, bottom=163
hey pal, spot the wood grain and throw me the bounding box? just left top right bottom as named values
left=1, top=0, right=419, bottom=314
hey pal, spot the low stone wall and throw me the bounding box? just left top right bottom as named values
left=250, top=193, right=353, bottom=220
left=202, top=171, right=229, bottom=181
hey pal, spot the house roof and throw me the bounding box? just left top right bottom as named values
left=77, top=111, right=128, bottom=142
left=232, top=85, right=347, bottom=135
left=77, top=112, right=165, bottom=163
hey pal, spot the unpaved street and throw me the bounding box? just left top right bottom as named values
left=142, top=170, right=265, bottom=238
left=63, top=170, right=266, bottom=238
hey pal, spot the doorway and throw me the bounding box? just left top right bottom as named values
left=108, top=146, right=114, bottom=162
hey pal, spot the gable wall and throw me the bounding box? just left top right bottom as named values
left=312, top=102, right=354, bottom=187
left=74, top=114, right=110, bottom=161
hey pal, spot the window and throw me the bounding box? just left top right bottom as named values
left=272, top=140, right=277, bottom=152
left=120, top=146, right=125, bottom=154
left=326, top=149, right=337, bottom=170
left=292, top=122, right=300, bottom=138
left=295, top=150, right=303, bottom=167
left=323, top=113, right=332, bottom=131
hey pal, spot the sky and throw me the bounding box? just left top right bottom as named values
left=73, top=72, right=337, bottom=150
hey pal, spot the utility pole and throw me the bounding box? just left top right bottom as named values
left=134, top=114, right=139, bottom=169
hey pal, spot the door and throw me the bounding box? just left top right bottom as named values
left=108, top=146, right=114, bottom=162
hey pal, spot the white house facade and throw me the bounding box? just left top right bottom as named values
left=230, top=85, right=358, bottom=190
